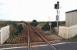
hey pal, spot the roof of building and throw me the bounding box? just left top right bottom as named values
left=66, top=9, right=77, bottom=13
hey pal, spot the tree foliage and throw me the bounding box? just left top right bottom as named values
left=31, top=20, right=38, bottom=27
left=42, top=22, right=57, bottom=31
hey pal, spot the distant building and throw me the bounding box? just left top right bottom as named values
left=66, top=9, right=77, bottom=26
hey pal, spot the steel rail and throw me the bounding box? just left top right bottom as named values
left=31, top=26, right=57, bottom=50
left=26, top=24, right=31, bottom=50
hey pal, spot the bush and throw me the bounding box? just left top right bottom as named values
left=16, top=24, right=23, bottom=33
left=42, top=22, right=57, bottom=31
left=31, top=20, right=38, bottom=27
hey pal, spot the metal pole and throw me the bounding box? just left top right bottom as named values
left=56, top=9, right=59, bottom=34
left=49, top=22, right=52, bottom=33
left=48, top=17, right=52, bottom=34
left=54, top=1, right=59, bottom=34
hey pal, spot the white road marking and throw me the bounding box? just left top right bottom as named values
left=0, top=42, right=75, bottom=50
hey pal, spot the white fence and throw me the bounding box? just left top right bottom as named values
left=58, top=25, right=77, bottom=39
left=0, top=25, right=10, bottom=44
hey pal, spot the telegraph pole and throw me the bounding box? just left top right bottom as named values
left=54, top=1, right=59, bottom=34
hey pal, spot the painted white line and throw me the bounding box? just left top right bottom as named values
left=0, top=41, right=65, bottom=46
left=0, top=42, right=69, bottom=49
left=53, top=42, right=67, bottom=45
left=0, top=46, right=27, bottom=50
left=1, top=42, right=76, bottom=50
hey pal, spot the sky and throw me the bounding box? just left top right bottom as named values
left=0, top=0, right=77, bottom=21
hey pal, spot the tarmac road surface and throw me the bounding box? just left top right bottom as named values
left=0, top=42, right=77, bottom=50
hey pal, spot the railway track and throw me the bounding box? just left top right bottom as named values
left=27, top=23, right=57, bottom=50
left=5, top=23, right=61, bottom=50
